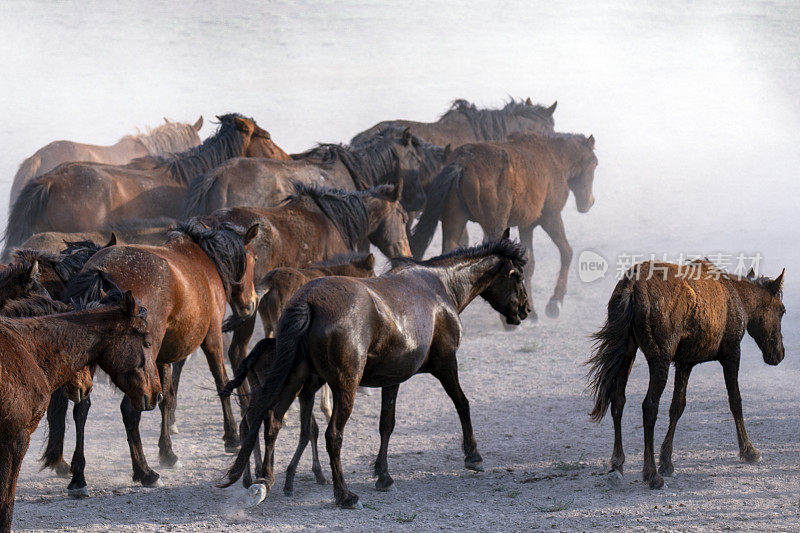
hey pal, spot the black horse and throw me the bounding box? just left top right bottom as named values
left=219, top=230, right=530, bottom=509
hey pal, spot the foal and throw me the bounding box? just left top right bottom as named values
left=221, top=230, right=531, bottom=509
left=0, top=290, right=161, bottom=533
left=588, top=260, right=786, bottom=490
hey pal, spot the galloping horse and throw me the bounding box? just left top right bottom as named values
left=60, top=220, right=259, bottom=491
left=183, top=128, right=435, bottom=219
left=3, top=114, right=288, bottom=257
left=411, top=132, right=597, bottom=319
left=10, top=116, right=204, bottom=206
left=588, top=261, right=786, bottom=490
left=351, top=97, right=557, bottom=147
left=0, top=290, right=161, bottom=533
left=220, top=233, right=531, bottom=509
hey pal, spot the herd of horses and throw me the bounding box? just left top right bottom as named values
left=0, top=97, right=787, bottom=529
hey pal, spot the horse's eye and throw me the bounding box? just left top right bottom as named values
left=144, top=340, right=152, bottom=348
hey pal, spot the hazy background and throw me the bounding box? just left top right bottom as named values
left=1, top=0, right=799, bottom=307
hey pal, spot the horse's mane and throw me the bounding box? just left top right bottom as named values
left=143, top=113, right=251, bottom=185
left=170, top=219, right=250, bottom=297
left=357, top=126, right=447, bottom=177
left=13, top=241, right=101, bottom=283
left=122, top=121, right=200, bottom=157
left=285, top=182, right=370, bottom=249
left=0, top=294, right=72, bottom=318
left=391, top=238, right=527, bottom=270
left=442, top=98, right=554, bottom=141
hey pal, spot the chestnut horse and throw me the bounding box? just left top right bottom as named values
left=19, top=217, right=178, bottom=254
left=411, top=132, right=598, bottom=319
left=10, top=116, right=204, bottom=206
left=3, top=114, right=288, bottom=257
left=588, top=261, right=786, bottom=490
left=60, top=220, right=259, bottom=491
left=220, top=233, right=531, bottom=509
left=183, top=128, right=434, bottom=219
left=0, top=290, right=161, bottom=533
left=351, top=97, right=557, bottom=147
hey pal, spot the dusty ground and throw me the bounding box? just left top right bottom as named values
left=11, top=224, right=800, bottom=532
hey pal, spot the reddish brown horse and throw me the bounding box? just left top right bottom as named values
left=3, top=114, right=288, bottom=258
left=60, top=220, right=259, bottom=491
left=411, top=132, right=597, bottom=319
left=0, top=290, right=161, bottom=533
left=351, top=98, right=557, bottom=147
left=588, top=261, right=786, bottom=490
left=10, top=117, right=204, bottom=206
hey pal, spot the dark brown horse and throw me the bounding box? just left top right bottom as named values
left=10, top=117, right=204, bottom=206
left=411, top=132, right=597, bottom=319
left=0, top=290, right=161, bottom=533
left=588, top=260, right=786, bottom=490
left=183, top=128, right=435, bottom=219
left=351, top=97, right=557, bottom=147
left=60, top=220, right=259, bottom=491
left=3, top=114, right=288, bottom=258
left=220, top=233, right=531, bottom=509
left=19, top=217, right=178, bottom=254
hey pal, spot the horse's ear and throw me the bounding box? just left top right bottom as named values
left=357, top=179, right=370, bottom=190
left=163, top=117, right=170, bottom=124
left=391, top=180, right=403, bottom=202
left=243, top=224, right=259, bottom=245
left=443, top=144, right=452, bottom=160
left=546, top=101, right=558, bottom=117
left=768, top=268, right=785, bottom=295
left=104, top=232, right=117, bottom=248
left=193, top=115, right=203, bottom=131
left=215, top=114, right=223, bottom=122
left=746, top=267, right=756, bottom=279
left=363, top=253, right=375, bottom=270
left=525, top=97, right=533, bottom=105
left=121, top=290, right=139, bottom=317
left=28, top=260, right=39, bottom=281
left=401, top=127, right=412, bottom=146
left=502, top=228, right=511, bottom=240
left=587, top=134, right=595, bottom=149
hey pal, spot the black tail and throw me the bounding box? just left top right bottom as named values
left=183, top=171, right=216, bottom=218
left=61, top=268, right=121, bottom=305
left=219, top=338, right=276, bottom=399
left=218, top=301, right=312, bottom=487
left=410, top=163, right=462, bottom=259
left=587, top=278, right=637, bottom=422
left=3, top=178, right=51, bottom=259
left=40, top=387, right=69, bottom=469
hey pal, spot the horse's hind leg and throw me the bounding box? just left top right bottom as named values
left=440, top=198, right=469, bottom=254
left=540, top=212, right=573, bottom=318
left=67, top=395, right=91, bottom=498
left=284, top=379, right=326, bottom=496
left=658, top=363, right=693, bottom=477
left=202, top=328, right=240, bottom=452
left=609, top=342, right=636, bottom=484
left=168, top=358, right=187, bottom=434
left=326, top=384, right=360, bottom=509
left=720, top=350, right=761, bottom=463
left=641, top=357, right=669, bottom=489
left=42, top=387, right=71, bottom=477
left=374, top=384, right=400, bottom=491
left=431, top=353, right=482, bottom=471
left=157, top=363, right=180, bottom=468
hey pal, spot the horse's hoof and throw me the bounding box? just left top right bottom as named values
left=143, top=477, right=164, bottom=488
left=648, top=474, right=664, bottom=490
left=246, top=483, right=268, bottom=507
left=224, top=441, right=241, bottom=454
left=313, top=471, right=328, bottom=485
left=658, top=462, right=674, bottom=477
left=465, top=459, right=484, bottom=472
left=545, top=300, right=561, bottom=318
left=375, top=480, right=396, bottom=492
left=339, top=495, right=362, bottom=510
left=168, top=423, right=179, bottom=435
left=283, top=488, right=294, bottom=497
left=68, top=486, right=90, bottom=499
left=606, top=470, right=624, bottom=488
left=741, top=447, right=762, bottom=464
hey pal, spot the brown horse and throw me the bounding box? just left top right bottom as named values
left=183, top=128, right=435, bottom=219
left=10, top=117, right=204, bottom=206
left=60, top=220, right=259, bottom=491
left=411, top=132, right=597, bottom=319
left=3, top=114, right=288, bottom=257
left=588, top=260, right=786, bottom=490
left=220, top=233, right=531, bottom=509
left=351, top=98, right=556, bottom=148
left=0, top=290, right=161, bottom=533
left=19, top=217, right=178, bottom=254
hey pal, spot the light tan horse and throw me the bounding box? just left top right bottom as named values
left=10, top=117, right=204, bottom=206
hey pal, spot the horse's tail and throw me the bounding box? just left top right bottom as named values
left=3, top=178, right=51, bottom=258
left=219, top=338, right=276, bottom=399
left=587, top=277, right=638, bottom=422
left=183, top=171, right=217, bottom=218
left=410, top=163, right=462, bottom=259
left=61, top=267, right=119, bottom=305
left=11, top=154, right=42, bottom=205
left=40, top=387, right=69, bottom=469
left=219, top=300, right=312, bottom=487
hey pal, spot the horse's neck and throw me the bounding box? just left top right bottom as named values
left=728, top=278, right=765, bottom=322
left=432, top=258, right=496, bottom=313
left=111, top=136, right=149, bottom=159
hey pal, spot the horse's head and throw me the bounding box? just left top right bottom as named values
left=99, top=290, right=162, bottom=411
left=222, top=115, right=290, bottom=160
left=747, top=268, right=786, bottom=365
left=362, top=183, right=412, bottom=258
left=479, top=229, right=531, bottom=325
left=228, top=224, right=260, bottom=319
left=0, top=258, right=50, bottom=305
left=357, top=128, right=427, bottom=212
left=567, top=134, right=597, bottom=213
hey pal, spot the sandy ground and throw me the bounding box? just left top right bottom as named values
left=10, top=224, right=800, bottom=533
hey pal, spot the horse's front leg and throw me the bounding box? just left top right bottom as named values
left=120, top=395, right=160, bottom=487
left=720, top=351, right=761, bottom=463
left=0, top=432, right=30, bottom=533
left=227, top=314, right=256, bottom=419
left=540, top=212, right=573, bottom=318
left=202, top=327, right=240, bottom=452
left=518, top=223, right=538, bottom=321
left=431, top=355, right=482, bottom=471
left=374, top=384, right=400, bottom=491
left=67, top=395, right=92, bottom=497
left=168, top=357, right=188, bottom=434
left=157, top=363, right=180, bottom=468
left=284, top=379, right=326, bottom=497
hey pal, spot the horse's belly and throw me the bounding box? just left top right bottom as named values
left=359, top=348, right=428, bottom=387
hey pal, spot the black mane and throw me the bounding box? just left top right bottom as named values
left=443, top=98, right=555, bottom=141
left=13, top=241, right=100, bottom=284
left=392, top=238, right=527, bottom=270
left=285, top=182, right=370, bottom=249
